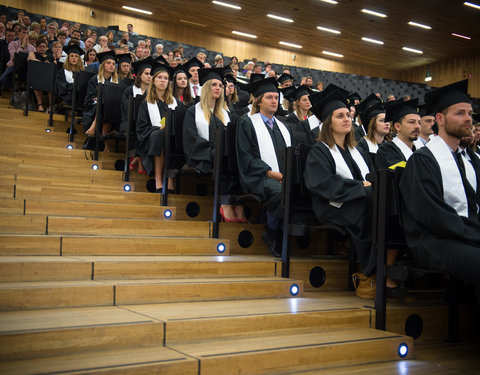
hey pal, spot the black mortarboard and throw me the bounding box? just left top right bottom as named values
left=359, top=101, right=386, bottom=132
left=309, top=84, right=349, bottom=107
left=151, top=61, right=170, bottom=76
left=385, top=98, right=419, bottom=124
left=285, top=84, right=313, bottom=103
left=63, top=44, right=84, bottom=56
left=280, top=86, right=296, bottom=99
left=198, top=68, right=224, bottom=86
left=249, top=73, right=265, bottom=84
left=223, top=66, right=234, bottom=77
left=224, top=74, right=236, bottom=85
left=418, top=103, right=433, bottom=118
left=357, top=93, right=382, bottom=114
left=277, top=73, right=294, bottom=85
left=169, top=64, right=192, bottom=79
left=116, top=53, right=132, bottom=65
left=132, top=56, right=153, bottom=76
left=310, top=89, right=349, bottom=122
left=183, top=57, right=204, bottom=73
left=347, top=92, right=362, bottom=103
left=250, top=77, right=278, bottom=98
left=424, top=80, right=471, bottom=115
left=96, top=50, right=117, bottom=64
left=154, top=55, right=169, bottom=66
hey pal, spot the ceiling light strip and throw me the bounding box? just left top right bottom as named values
left=361, top=9, right=387, bottom=18
left=323, top=51, right=343, bottom=57
left=212, top=1, right=241, bottom=10
left=319, top=0, right=338, bottom=4
left=408, top=21, right=432, bottom=30
left=232, top=30, right=257, bottom=38
left=451, top=32, right=471, bottom=40
left=402, top=46, right=423, bottom=54
left=317, top=26, right=341, bottom=34
left=267, top=14, right=294, bottom=23
left=464, top=2, right=480, bottom=10
left=122, top=6, right=152, bottom=15
left=280, top=41, right=302, bottom=48
left=361, top=37, right=384, bottom=45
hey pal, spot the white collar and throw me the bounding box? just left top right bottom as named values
left=392, top=136, right=414, bottom=160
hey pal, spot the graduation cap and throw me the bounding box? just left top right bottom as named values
left=250, top=77, right=278, bottom=98
left=132, top=56, right=154, bottom=76
left=280, top=85, right=296, bottom=99
left=151, top=61, right=170, bottom=76
left=310, top=89, right=349, bottom=123
left=424, top=80, right=470, bottom=115
left=154, top=55, right=169, bottom=66
left=223, top=66, right=234, bottom=77
left=198, top=68, right=224, bottom=86
left=285, top=84, right=313, bottom=103
left=359, top=101, right=386, bottom=132
left=116, top=53, right=132, bottom=65
left=277, top=73, right=294, bottom=85
left=309, top=84, right=349, bottom=107
left=357, top=93, right=382, bottom=114
left=96, top=50, right=117, bottom=64
left=169, top=64, right=192, bottom=79
left=224, top=74, right=236, bottom=85
left=418, top=103, right=434, bottom=118
left=347, top=92, right=362, bottom=103
left=249, top=73, right=265, bottom=84
left=63, top=44, right=83, bottom=56
left=183, top=57, right=204, bottom=73
left=385, top=98, right=419, bottom=124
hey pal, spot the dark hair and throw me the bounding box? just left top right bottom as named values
left=318, top=111, right=356, bottom=148
left=172, top=71, right=193, bottom=104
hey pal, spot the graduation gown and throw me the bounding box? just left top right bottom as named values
left=354, top=125, right=366, bottom=141
left=82, top=75, right=114, bottom=132
left=136, top=97, right=183, bottom=175
left=182, top=103, right=229, bottom=175
left=399, top=146, right=480, bottom=296
left=357, top=137, right=380, bottom=170
left=296, top=116, right=321, bottom=146
left=236, top=113, right=292, bottom=214
left=376, top=139, right=413, bottom=170
left=304, top=142, right=376, bottom=275
left=56, top=68, right=74, bottom=104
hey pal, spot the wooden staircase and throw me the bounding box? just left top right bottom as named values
left=0, top=101, right=415, bottom=374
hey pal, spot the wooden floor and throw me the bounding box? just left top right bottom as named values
left=0, top=98, right=479, bottom=374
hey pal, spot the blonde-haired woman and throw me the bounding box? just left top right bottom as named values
left=83, top=51, right=119, bottom=146
left=56, top=44, right=84, bottom=106
left=136, top=63, right=183, bottom=192
left=183, top=68, right=246, bottom=222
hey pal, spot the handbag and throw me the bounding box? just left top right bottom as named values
left=352, top=272, right=376, bottom=299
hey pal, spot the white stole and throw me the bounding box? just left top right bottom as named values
left=64, top=69, right=74, bottom=84
left=132, top=85, right=143, bottom=97
left=251, top=113, right=291, bottom=173
left=247, top=103, right=253, bottom=117
left=194, top=102, right=229, bottom=141
left=147, top=99, right=178, bottom=128
left=364, top=138, right=379, bottom=154
left=393, top=136, right=414, bottom=160
left=427, top=136, right=469, bottom=217
left=307, top=115, right=320, bottom=130
left=325, top=143, right=370, bottom=181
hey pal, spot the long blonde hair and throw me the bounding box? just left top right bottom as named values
left=98, top=59, right=118, bottom=83
left=64, top=53, right=84, bottom=72
left=200, top=79, right=228, bottom=125
left=146, top=70, right=174, bottom=105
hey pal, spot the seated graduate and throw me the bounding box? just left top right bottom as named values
left=27, top=38, right=55, bottom=112
left=354, top=93, right=382, bottom=141
left=356, top=101, right=389, bottom=170
left=136, top=61, right=183, bottom=192
left=182, top=56, right=204, bottom=100
left=183, top=68, right=246, bottom=222
left=117, top=53, right=133, bottom=84
left=236, top=77, right=293, bottom=257
left=413, top=104, right=436, bottom=149
left=277, top=73, right=294, bottom=114
left=376, top=99, right=421, bottom=170
left=223, top=66, right=247, bottom=117
left=55, top=44, right=84, bottom=106
left=171, top=63, right=194, bottom=107
left=399, top=80, right=480, bottom=303
left=83, top=51, right=120, bottom=145
left=285, top=85, right=313, bottom=127
left=473, top=115, right=480, bottom=156
left=119, top=57, right=152, bottom=174
left=304, top=88, right=392, bottom=290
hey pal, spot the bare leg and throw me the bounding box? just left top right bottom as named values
left=102, top=123, right=112, bottom=152
left=154, top=152, right=165, bottom=189
left=234, top=205, right=247, bottom=221
left=34, top=90, right=44, bottom=111
left=220, top=204, right=237, bottom=221
left=85, top=117, right=96, bottom=136
left=167, top=177, right=174, bottom=190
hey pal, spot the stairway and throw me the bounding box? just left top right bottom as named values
left=0, top=101, right=413, bottom=374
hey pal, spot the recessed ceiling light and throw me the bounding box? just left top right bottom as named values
left=180, top=19, right=207, bottom=27
left=323, top=51, right=343, bottom=58
left=317, top=26, right=341, bottom=34
left=319, top=0, right=338, bottom=4
left=212, top=1, right=241, bottom=10
left=361, top=9, right=387, bottom=18
left=362, top=37, right=384, bottom=45
left=402, top=47, right=423, bottom=54
left=452, top=32, right=471, bottom=40
left=122, top=6, right=152, bottom=15
left=408, top=21, right=432, bottom=30
left=464, top=2, right=480, bottom=10
left=232, top=30, right=257, bottom=38
left=267, top=14, right=294, bottom=23
left=280, top=41, right=302, bottom=48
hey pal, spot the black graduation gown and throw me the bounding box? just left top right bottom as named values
left=236, top=114, right=292, bottom=214
left=399, top=147, right=480, bottom=298
left=82, top=75, right=109, bottom=132
left=56, top=69, right=73, bottom=104
left=376, top=141, right=410, bottom=170
left=304, top=142, right=376, bottom=275
left=136, top=97, right=183, bottom=175
left=182, top=104, right=227, bottom=175
left=295, top=117, right=320, bottom=146
left=357, top=137, right=379, bottom=170
left=354, top=125, right=366, bottom=141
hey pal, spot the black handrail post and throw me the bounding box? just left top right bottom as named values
left=47, top=63, right=55, bottom=127
left=281, top=147, right=293, bottom=278
left=94, top=83, right=103, bottom=161
left=211, top=123, right=224, bottom=239
left=161, top=109, right=172, bottom=206
left=123, top=96, right=133, bottom=182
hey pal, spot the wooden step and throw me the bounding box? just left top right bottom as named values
left=219, top=222, right=268, bottom=254
left=0, top=184, right=12, bottom=198
left=0, top=346, right=196, bottom=375
left=124, top=295, right=372, bottom=344
left=0, top=154, right=103, bottom=170
left=0, top=277, right=301, bottom=310
left=169, top=327, right=413, bottom=375
left=0, top=214, right=46, bottom=234
left=46, top=216, right=209, bottom=237
left=0, top=235, right=228, bottom=256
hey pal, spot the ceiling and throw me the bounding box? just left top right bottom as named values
left=73, top=0, right=480, bottom=71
